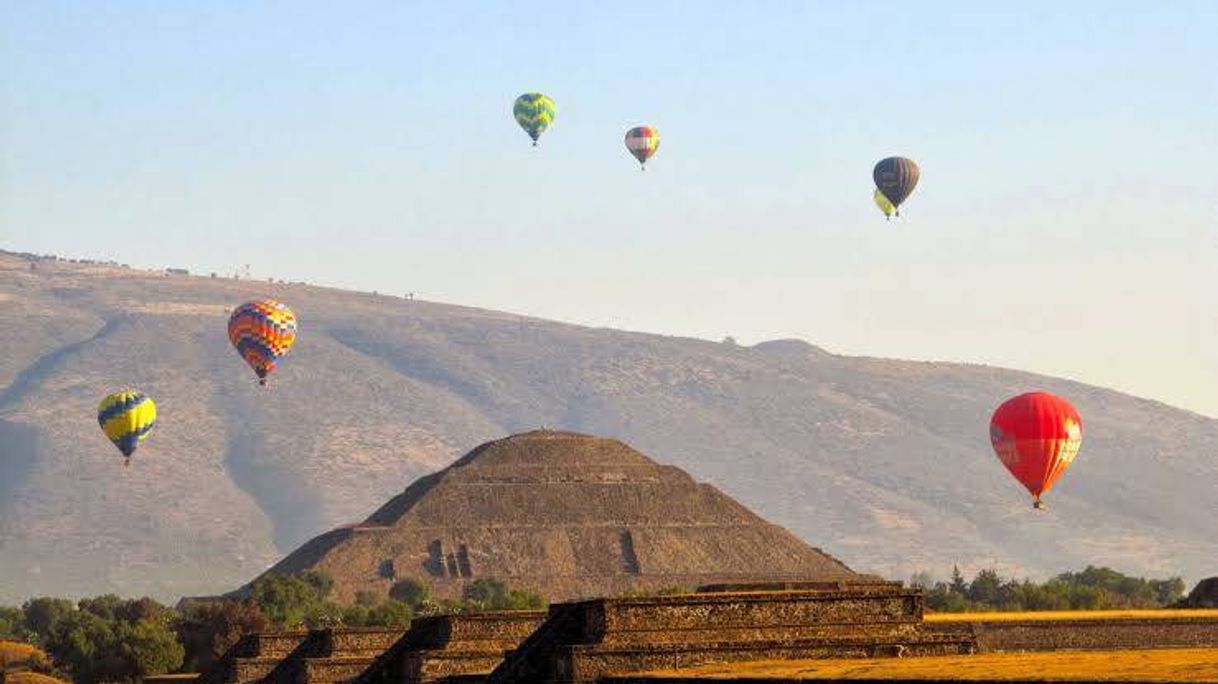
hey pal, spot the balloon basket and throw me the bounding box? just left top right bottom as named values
left=1032, top=499, right=1045, bottom=510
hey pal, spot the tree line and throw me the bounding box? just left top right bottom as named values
left=912, top=565, right=1186, bottom=612
left=0, top=572, right=544, bottom=684
left=2, top=565, right=1187, bottom=682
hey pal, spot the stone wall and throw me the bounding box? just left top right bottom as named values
left=488, top=584, right=975, bottom=684
left=927, top=616, right=1218, bottom=652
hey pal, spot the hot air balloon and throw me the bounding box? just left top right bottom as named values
left=624, top=125, right=660, bottom=169
left=874, top=188, right=896, bottom=220
left=989, top=392, right=1083, bottom=509
left=98, top=390, right=157, bottom=466
left=513, top=93, right=557, bottom=146
left=228, top=300, right=298, bottom=386
left=873, top=157, right=920, bottom=215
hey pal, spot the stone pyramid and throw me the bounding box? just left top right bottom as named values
left=251, top=430, right=858, bottom=603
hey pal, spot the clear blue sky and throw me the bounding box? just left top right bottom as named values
left=3, top=2, right=1217, bottom=415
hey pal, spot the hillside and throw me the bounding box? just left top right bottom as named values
left=1, top=251, right=1216, bottom=602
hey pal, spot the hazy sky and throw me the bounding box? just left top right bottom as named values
left=3, top=2, right=1217, bottom=416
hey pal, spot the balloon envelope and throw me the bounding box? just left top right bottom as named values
left=989, top=391, right=1083, bottom=508
left=624, top=125, right=660, bottom=166
left=513, top=93, right=557, bottom=144
left=98, top=390, right=157, bottom=460
left=228, top=300, right=298, bottom=385
left=873, top=157, right=920, bottom=208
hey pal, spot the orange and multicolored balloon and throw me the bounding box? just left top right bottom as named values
left=989, top=392, right=1083, bottom=509
left=228, top=300, right=298, bottom=386
left=624, top=125, right=660, bottom=169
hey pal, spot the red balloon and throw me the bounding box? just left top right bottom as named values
left=989, top=392, right=1083, bottom=509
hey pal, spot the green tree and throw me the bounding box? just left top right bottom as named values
left=342, top=599, right=412, bottom=628
left=365, top=600, right=413, bottom=628
left=175, top=601, right=269, bottom=672
left=389, top=579, right=430, bottom=608
left=949, top=566, right=968, bottom=595
left=0, top=606, right=32, bottom=642
left=21, top=598, right=75, bottom=642
left=1150, top=578, right=1186, bottom=606
left=76, top=595, right=124, bottom=622
left=42, top=597, right=183, bottom=684
left=463, top=579, right=509, bottom=610
left=967, top=569, right=1002, bottom=606
left=462, top=580, right=546, bottom=611
left=115, top=619, right=184, bottom=680
left=250, top=572, right=334, bottom=628
left=42, top=609, right=117, bottom=683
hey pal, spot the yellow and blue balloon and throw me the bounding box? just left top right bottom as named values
left=97, top=390, right=157, bottom=466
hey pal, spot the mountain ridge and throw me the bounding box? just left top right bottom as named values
left=0, top=250, right=1215, bottom=603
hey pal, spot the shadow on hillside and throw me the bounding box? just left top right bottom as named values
left=0, top=316, right=129, bottom=412
left=0, top=420, right=40, bottom=541
left=220, top=411, right=329, bottom=553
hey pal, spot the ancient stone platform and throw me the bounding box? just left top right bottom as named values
left=355, top=611, right=545, bottom=683
left=925, top=613, right=1218, bottom=652
left=200, top=612, right=545, bottom=684
left=199, top=627, right=404, bottom=684
left=486, top=582, right=976, bottom=683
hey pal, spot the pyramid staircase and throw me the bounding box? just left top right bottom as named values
left=200, top=628, right=405, bottom=684
left=487, top=581, right=977, bottom=683
left=354, top=612, right=545, bottom=683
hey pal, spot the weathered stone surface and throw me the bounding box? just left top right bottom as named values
left=301, top=657, right=378, bottom=684
left=245, top=431, right=857, bottom=604
left=356, top=611, right=545, bottom=684
left=927, top=616, right=1218, bottom=652
left=230, top=658, right=285, bottom=684
left=488, top=585, right=976, bottom=684
left=242, top=633, right=313, bottom=658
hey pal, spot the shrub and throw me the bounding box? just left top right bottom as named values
left=389, top=579, right=430, bottom=609
left=175, top=601, right=269, bottom=672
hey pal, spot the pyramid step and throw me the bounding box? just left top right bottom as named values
left=301, top=656, right=376, bottom=684
left=595, top=621, right=925, bottom=646
left=585, top=589, right=921, bottom=635
left=231, top=657, right=284, bottom=683
left=321, top=629, right=406, bottom=658
left=243, top=632, right=313, bottom=658
left=557, top=634, right=976, bottom=683
left=407, top=612, right=547, bottom=648
left=406, top=649, right=513, bottom=681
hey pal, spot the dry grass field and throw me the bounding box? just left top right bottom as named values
left=633, top=648, right=1218, bottom=681
left=5, top=672, right=69, bottom=684
left=0, top=642, right=67, bottom=684
left=925, top=609, right=1218, bottom=622
left=0, top=641, right=42, bottom=665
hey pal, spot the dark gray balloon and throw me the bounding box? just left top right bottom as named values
left=873, top=157, right=920, bottom=210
